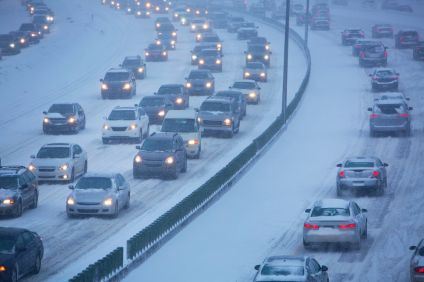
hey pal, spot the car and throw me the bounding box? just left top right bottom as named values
left=229, top=80, right=261, bottom=104
left=179, top=12, right=190, bottom=26
left=359, top=43, right=388, bottom=67
left=237, top=28, right=258, bottom=40
left=208, top=11, right=228, bottom=29
left=0, top=34, right=21, bottom=55
left=28, top=143, right=88, bottom=183
left=185, top=70, right=215, bottom=96
left=215, top=90, right=246, bottom=119
left=155, top=35, right=176, bottom=50
left=352, top=39, right=381, bottom=56
left=190, top=6, right=208, bottom=17
left=138, top=96, right=173, bottom=124
left=197, top=32, right=222, bottom=54
left=100, top=68, right=136, bottom=99
left=153, top=1, right=169, bottom=13
left=102, top=106, right=149, bottom=144
left=157, top=22, right=178, bottom=41
left=227, top=16, right=244, bottom=33
left=0, top=166, right=38, bottom=217
left=395, top=30, right=420, bottom=49
left=310, top=16, right=330, bottom=30
left=191, top=44, right=207, bottom=65
left=296, top=12, right=312, bottom=26
left=8, top=31, right=30, bottom=48
left=245, top=44, right=272, bottom=67
left=135, top=7, right=151, bottom=18
left=34, top=9, right=55, bottom=24
left=120, top=55, right=146, bottom=79
left=336, top=157, right=388, bottom=196
left=243, top=62, right=268, bottom=82
left=341, top=29, right=365, bottom=46
left=32, top=15, right=50, bottom=34
left=190, top=18, right=210, bottom=33
left=155, top=84, right=189, bottom=109
left=197, top=49, right=223, bottom=72
left=172, top=7, right=185, bottom=21
left=374, top=92, right=410, bottom=104
left=410, top=240, right=424, bottom=282
left=291, top=3, right=305, bottom=15
left=253, top=256, right=329, bottom=282
left=271, top=8, right=285, bottom=20
left=248, top=37, right=270, bottom=51
left=42, top=103, right=86, bottom=134
left=161, top=110, right=201, bottom=159
left=0, top=227, right=44, bottom=282
left=18, top=23, right=42, bottom=43
left=198, top=96, right=240, bottom=138
left=368, top=99, right=412, bottom=136
left=133, top=132, right=187, bottom=179
left=413, top=42, right=424, bottom=60
left=155, top=17, right=171, bottom=30
left=372, top=24, right=394, bottom=38
left=303, top=199, right=368, bottom=249
left=145, top=43, right=168, bottom=61
left=382, top=0, right=413, bottom=12
left=369, top=68, right=399, bottom=91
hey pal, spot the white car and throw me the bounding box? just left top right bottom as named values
left=229, top=80, right=261, bottom=104
left=161, top=110, right=202, bottom=159
left=29, top=143, right=88, bottom=183
left=102, top=106, right=149, bottom=144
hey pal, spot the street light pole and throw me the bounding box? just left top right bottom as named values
left=282, top=0, right=290, bottom=120
left=304, top=0, right=310, bottom=46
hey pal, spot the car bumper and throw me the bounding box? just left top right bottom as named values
left=0, top=205, right=18, bottom=215
left=201, top=124, right=232, bottom=133
left=411, top=273, right=424, bottom=282
left=372, top=81, right=398, bottom=88
left=67, top=203, right=115, bottom=215
left=35, top=170, right=71, bottom=182
left=101, top=89, right=132, bottom=98
left=370, top=122, right=409, bottom=132
left=338, top=178, right=379, bottom=190
left=43, top=123, right=79, bottom=132
left=103, top=130, right=140, bottom=139
left=304, top=229, right=358, bottom=244
left=185, top=144, right=200, bottom=157
left=1, top=48, right=20, bottom=55
left=133, top=163, right=176, bottom=176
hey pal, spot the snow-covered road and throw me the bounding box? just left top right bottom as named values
left=123, top=2, right=424, bottom=282
left=0, top=0, right=307, bottom=280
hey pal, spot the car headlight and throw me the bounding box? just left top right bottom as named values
left=192, top=54, right=197, bottom=60
left=128, top=123, right=137, bottom=130
left=67, top=116, right=76, bottom=124
left=145, top=52, right=150, bottom=56
left=127, top=8, right=132, bottom=12
left=162, top=51, right=167, bottom=56
left=265, top=44, right=270, bottom=50
left=191, top=25, right=196, bottom=30
left=247, top=54, right=252, bottom=60
left=155, top=6, right=160, bottom=11
left=197, top=117, right=202, bottom=123
left=244, top=72, right=250, bottom=77
left=101, top=83, right=108, bottom=90
left=20, top=38, right=26, bottom=44
left=217, top=43, right=222, bottom=49
left=165, top=156, right=174, bottom=165
left=137, top=11, right=141, bottom=15
left=67, top=197, right=75, bottom=206
left=59, top=163, right=69, bottom=171
left=28, top=164, right=36, bottom=172
left=138, top=67, right=144, bottom=73
left=186, top=82, right=192, bottom=88
left=199, top=59, right=205, bottom=65
left=188, top=139, right=199, bottom=145
left=134, top=155, right=142, bottom=163
left=156, top=40, right=161, bottom=45
left=158, top=110, right=166, bottom=117
left=260, top=72, right=266, bottom=77
left=172, top=32, right=177, bottom=37
left=181, top=18, right=186, bottom=24
left=43, top=117, right=50, bottom=124
left=9, top=43, right=15, bottom=48
left=103, top=198, right=113, bottom=206
left=203, top=24, right=209, bottom=29
left=216, top=59, right=221, bottom=64
left=174, top=13, right=179, bottom=17
left=264, top=54, right=269, bottom=60
left=103, top=123, right=110, bottom=130
left=223, top=118, right=232, bottom=126
left=249, top=92, right=257, bottom=98
left=3, top=198, right=15, bottom=205
left=175, top=98, right=183, bottom=104
left=196, top=34, right=202, bottom=40
left=206, top=82, right=212, bottom=88
left=146, top=2, right=151, bottom=8
left=123, top=83, right=132, bottom=90
left=146, top=11, right=151, bottom=15
left=31, top=32, right=37, bottom=37
left=171, top=40, right=176, bottom=45
left=43, top=25, right=49, bottom=30
left=156, top=23, right=160, bottom=28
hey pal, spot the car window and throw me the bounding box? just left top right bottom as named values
left=141, top=138, right=173, bottom=151
left=0, top=176, right=18, bottom=189
left=74, top=145, right=82, bottom=155
left=76, top=177, right=112, bottom=190
left=140, top=97, right=165, bottom=107
left=22, top=232, right=34, bottom=245
left=344, top=161, right=374, bottom=168
left=261, top=264, right=304, bottom=276
left=200, top=101, right=230, bottom=112
left=375, top=104, right=406, bottom=114
left=308, top=259, right=321, bottom=273
left=15, top=235, right=25, bottom=250
left=115, top=175, right=123, bottom=187
left=311, top=207, right=350, bottom=217
left=48, top=104, right=74, bottom=115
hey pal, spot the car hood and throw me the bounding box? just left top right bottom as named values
left=199, top=111, right=231, bottom=120
left=143, top=105, right=163, bottom=113
left=0, top=188, right=18, bottom=199
left=140, top=150, right=173, bottom=161
left=177, top=132, right=198, bottom=142
left=72, top=189, right=113, bottom=203
left=32, top=158, right=71, bottom=167
left=0, top=253, right=15, bottom=266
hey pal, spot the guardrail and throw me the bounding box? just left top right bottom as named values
left=69, top=10, right=311, bottom=282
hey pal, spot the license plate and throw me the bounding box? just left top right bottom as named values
left=353, top=181, right=364, bottom=186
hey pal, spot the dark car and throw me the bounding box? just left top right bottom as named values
left=352, top=39, right=381, bottom=56
left=245, top=44, right=272, bottom=67
left=395, top=30, right=420, bottom=49
left=145, top=43, right=168, bottom=61
left=191, top=44, right=207, bottom=65
left=157, top=22, right=178, bottom=41
left=185, top=70, right=215, bottom=96
left=209, top=11, right=228, bottom=28
left=296, top=12, right=312, bottom=26
left=156, top=34, right=176, bottom=50
left=0, top=166, right=38, bottom=217
left=100, top=68, right=136, bottom=99
left=237, top=28, right=258, bottom=40
left=372, top=24, right=394, bottom=38
left=139, top=96, right=174, bottom=124
left=155, top=84, right=189, bottom=109
left=197, top=49, right=223, bottom=72
left=19, top=23, right=42, bottom=43
left=32, top=15, right=50, bottom=34
left=215, top=90, right=247, bottom=119
left=341, top=29, right=365, bottom=46
left=0, top=227, right=43, bottom=282
left=133, top=132, right=187, bottom=179
left=359, top=43, right=388, bottom=67
left=8, top=31, right=30, bottom=48
left=42, top=103, right=86, bottom=134
left=413, top=42, right=424, bottom=60
left=248, top=36, right=270, bottom=51
left=120, top=55, right=147, bottom=79
left=155, top=17, right=171, bottom=30
left=369, top=68, right=399, bottom=91
left=0, top=35, right=21, bottom=55
left=198, top=33, right=222, bottom=54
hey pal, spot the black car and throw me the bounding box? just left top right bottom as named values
left=155, top=84, right=189, bottom=109
left=341, top=29, right=365, bottom=46
left=237, top=28, right=258, bottom=40
left=100, top=68, right=136, bottom=99
left=155, top=17, right=171, bottom=30
left=245, top=44, right=272, bottom=67
left=197, top=49, right=223, bottom=72
left=372, top=24, right=394, bottom=38
left=8, top=31, right=30, bottom=48
left=359, top=43, right=388, bottom=67
left=369, top=68, right=399, bottom=91
left=395, top=30, right=419, bottom=49
left=185, top=70, right=215, bottom=96
left=19, top=23, right=42, bottom=44
left=352, top=39, right=381, bottom=56
left=198, top=33, right=222, bottom=54
left=0, top=227, right=43, bottom=282
left=42, top=103, right=86, bottom=134
left=248, top=36, right=270, bottom=51
left=413, top=42, right=424, bottom=60
left=145, top=43, right=168, bottom=61
left=120, top=55, right=147, bottom=79
left=215, top=90, right=247, bottom=119
left=133, top=132, right=187, bottom=179
left=157, top=23, right=178, bottom=41
left=138, top=96, right=174, bottom=124
left=0, top=166, right=38, bottom=218
left=32, top=15, right=50, bottom=34
left=0, top=35, right=21, bottom=55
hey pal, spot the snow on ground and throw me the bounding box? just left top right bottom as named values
left=0, top=0, right=307, bottom=280
left=124, top=2, right=424, bottom=282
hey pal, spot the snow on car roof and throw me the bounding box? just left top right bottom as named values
left=44, top=143, right=73, bottom=147
left=264, top=256, right=305, bottom=266
left=347, top=156, right=377, bottom=163
left=107, top=68, right=130, bottom=73
left=315, top=198, right=349, bottom=209
left=82, top=172, right=117, bottom=178
left=374, top=98, right=405, bottom=105
left=165, top=110, right=197, bottom=119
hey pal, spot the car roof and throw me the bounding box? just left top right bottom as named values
left=264, top=256, right=306, bottom=266
left=346, top=156, right=378, bottom=163
left=81, top=172, right=117, bottom=178
left=0, top=166, right=28, bottom=176
left=205, top=96, right=232, bottom=103
left=159, top=83, right=183, bottom=88
left=165, top=110, right=197, bottom=119
left=148, top=132, right=178, bottom=140
left=107, top=68, right=130, bottom=73
left=42, top=143, right=73, bottom=148
left=124, top=55, right=141, bottom=60
left=374, top=98, right=405, bottom=105
left=314, top=198, right=349, bottom=209
left=0, top=227, right=27, bottom=237
left=111, top=106, right=137, bottom=111
left=233, top=80, right=257, bottom=85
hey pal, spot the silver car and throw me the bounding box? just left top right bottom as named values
left=374, top=92, right=410, bottom=104
left=336, top=156, right=388, bottom=196
left=243, top=62, right=267, bottom=82
left=229, top=80, right=261, bottom=104
left=410, top=240, right=424, bottom=282
left=66, top=173, right=130, bottom=218
left=254, top=256, right=329, bottom=282
left=28, top=143, right=88, bottom=183
left=368, top=99, right=413, bottom=136
left=303, top=199, right=367, bottom=249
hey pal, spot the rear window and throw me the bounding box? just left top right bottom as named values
left=188, top=71, right=209, bottom=79
left=311, top=207, right=350, bottom=217
left=375, top=104, right=406, bottom=114
left=366, top=45, right=384, bottom=53
left=261, top=265, right=304, bottom=276
left=0, top=236, right=16, bottom=254
left=104, top=72, right=129, bottom=81
left=402, top=31, right=418, bottom=37
left=376, top=70, right=394, bottom=77
left=233, top=82, right=255, bottom=89
left=345, top=161, right=374, bottom=168
left=161, top=118, right=196, bottom=133
left=108, top=110, right=136, bottom=121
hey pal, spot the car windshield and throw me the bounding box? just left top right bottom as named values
left=376, top=70, right=394, bottom=77
left=108, top=110, right=136, bottom=120
left=233, top=82, right=255, bottom=89
left=345, top=161, right=374, bottom=168
left=33, top=16, right=46, bottom=23
left=261, top=265, right=304, bottom=276
left=203, top=36, right=219, bottom=42
left=247, top=63, right=263, bottom=69
left=158, top=86, right=181, bottom=95
left=0, top=176, right=18, bottom=189
left=189, top=72, right=209, bottom=79
left=200, top=50, right=219, bottom=57
left=201, top=101, right=230, bottom=112
left=140, top=97, right=165, bottom=106
left=375, top=104, right=406, bottom=114
left=248, top=45, right=266, bottom=52
left=37, top=147, right=70, bottom=158
left=148, top=44, right=163, bottom=50
left=76, top=177, right=112, bottom=190
left=20, top=24, right=34, bottom=31
left=161, top=118, right=196, bottom=133
left=311, top=207, right=350, bottom=217
left=123, top=59, right=139, bottom=66
left=141, top=138, right=173, bottom=151
left=48, top=104, right=74, bottom=115
left=0, top=237, right=16, bottom=254
left=104, top=72, right=129, bottom=81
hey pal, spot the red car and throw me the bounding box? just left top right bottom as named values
left=372, top=24, right=394, bottom=38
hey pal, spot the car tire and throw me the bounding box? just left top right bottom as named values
left=69, top=168, right=75, bottom=183
left=43, top=128, right=49, bottom=135
left=136, top=130, right=143, bottom=143
left=181, top=158, right=187, bottom=173
left=170, top=167, right=178, bottom=179
left=32, top=254, right=42, bottom=274
left=376, top=183, right=384, bottom=196
left=144, top=126, right=150, bottom=138
left=102, top=138, right=109, bottom=144
left=15, top=200, right=23, bottom=218
left=194, top=146, right=201, bottom=159
left=67, top=212, right=76, bottom=219
left=83, top=161, right=88, bottom=174
left=29, top=192, right=38, bottom=209
left=124, top=194, right=130, bottom=209
left=226, top=128, right=234, bottom=139
left=81, top=119, right=86, bottom=130
left=362, top=222, right=368, bottom=239
left=111, top=202, right=119, bottom=218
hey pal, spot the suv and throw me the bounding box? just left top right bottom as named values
left=215, top=90, right=247, bottom=119
left=0, top=166, right=38, bottom=217
left=9, top=31, right=31, bottom=48
left=120, top=55, right=147, bottom=79
left=395, top=30, right=419, bottom=49
left=372, top=24, right=393, bottom=38
left=133, top=132, right=187, bottom=179
left=19, top=23, right=42, bottom=43
left=198, top=49, right=223, bottom=72
left=28, top=143, right=88, bottom=182
left=413, top=42, right=424, bottom=60
left=359, top=43, right=388, bottom=67
left=139, top=96, right=174, bottom=124
left=248, top=36, right=270, bottom=51
left=102, top=106, right=150, bottom=144
left=368, top=99, right=413, bottom=136
left=243, top=62, right=268, bottom=82
left=230, top=80, right=261, bottom=104
left=369, top=68, right=399, bottom=91
left=237, top=28, right=258, bottom=40
left=145, top=43, right=168, bottom=61
left=155, top=84, right=189, bottom=109
left=352, top=39, right=381, bottom=56
left=161, top=110, right=201, bottom=158
left=185, top=70, right=215, bottom=96
left=245, top=44, right=272, bottom=67
left=0, top=34, right=21, bottom=55
left=42, top=103, right=86, bottom=134
left=198, top=97, right=240, bottom=138
left=341, top=29, right=364, bottom=46
left=100, top=68, right=136, bottom=99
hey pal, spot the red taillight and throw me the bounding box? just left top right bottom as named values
left=370, top=113, right=379, bottom=119
left=384, top=50, right=388, bottom=58
left=360, top=52, right=365, bottom=58
left=415, top=267, right=424, bottom=273
left=339, top=170, right=345, bottom=178
left=399, top=113, right=409, bottom=118
left=304, top=223, right=319, bottom=230
left=372, top=170, right=380, bottom=177
left=339, top=223, right=356, bottom=229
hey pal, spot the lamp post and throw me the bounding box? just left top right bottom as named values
left=304, top=0, right=310, bottom=46
left=282, top=0, right=290, bottom=121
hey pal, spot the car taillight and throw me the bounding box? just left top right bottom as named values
left=370, top=113, right=379, bottom=119
left=399, top=113, right=409, bottom=118
left=360, top=52, right=365, bottom=58
left=384, top=50, right=388, bottom=58
left=304, top=223, right=319, bottom=230
left=372, top=170, right=380, bottom=177
left=339, top=223, right=356, bottom=229
left=415, top=267, right=424, bottom=273
left=339, top=170, right=345, bottom=178
left=372, top=76, right=378, bottom=80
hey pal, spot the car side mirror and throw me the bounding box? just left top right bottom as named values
left=305, top=208, right=311, bottom=213
left=383, top=163, right=389, bottom=167
left=30, top=155, right=35, bottom=159
left=361, top=208, right=368, bottom=213
left=136, top=145, right=142, bottom=150
left=100, top=79, right=103, bottom=82
left=406, top=97, right=410, bottom=101
left=321, top=265, right=328, bottom=272
left=73, top=154, right=80, bottom=159
left=367, top=107, right=372, bottom=111
left=69, top=185, right=74, bottom=190
left=254, top=265, right=260, bottom=271
left=410, top=246, right=417, bottom=251
left=409, top=107, right=413, bottom=110
left=336, top=163, right=342, bottom=167
left=42, top=111, right=47, bottom=115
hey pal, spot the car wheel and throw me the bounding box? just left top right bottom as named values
left=170, top=167, right=178, bottom=179
left=32, top=254, right=41, bottom=274
left=43, top=128, right=49, bottom=135
left=69, top=168, right=75, bottom=183
left=101, top=93, right=107, bottom=100
left=102, top=138, right=109, bottom=144
left=124, top=194, right=130, bottom=209
left=14, top=200, right=23, bottom=218
left=136, top=130, right=143, bottom=143
left=181, top=158, right=187, bottom=173
left=29, top=192, right=38, bottom=209
left=84, top=161, right=88, bottom=174
left=111, top=202, right=119, bottom=218
left=376, top=183, right=384, bottom=196
left=362, top=222, right=368, bottom=239
left=226, top=128, right=234, bottom=138
left=67, top=212, right=76, bottom=219
left=194, top=146, right=201, bottom=159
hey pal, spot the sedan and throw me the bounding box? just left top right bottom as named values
left=303, top=199, right=367, bottom=249
left=370, top=68, right=399, bottom=91
left=410, top=240, right=424, bottom=282
left=243, top=62, right=268, bottom=82
left=368, top=99, right=412, bottom=136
